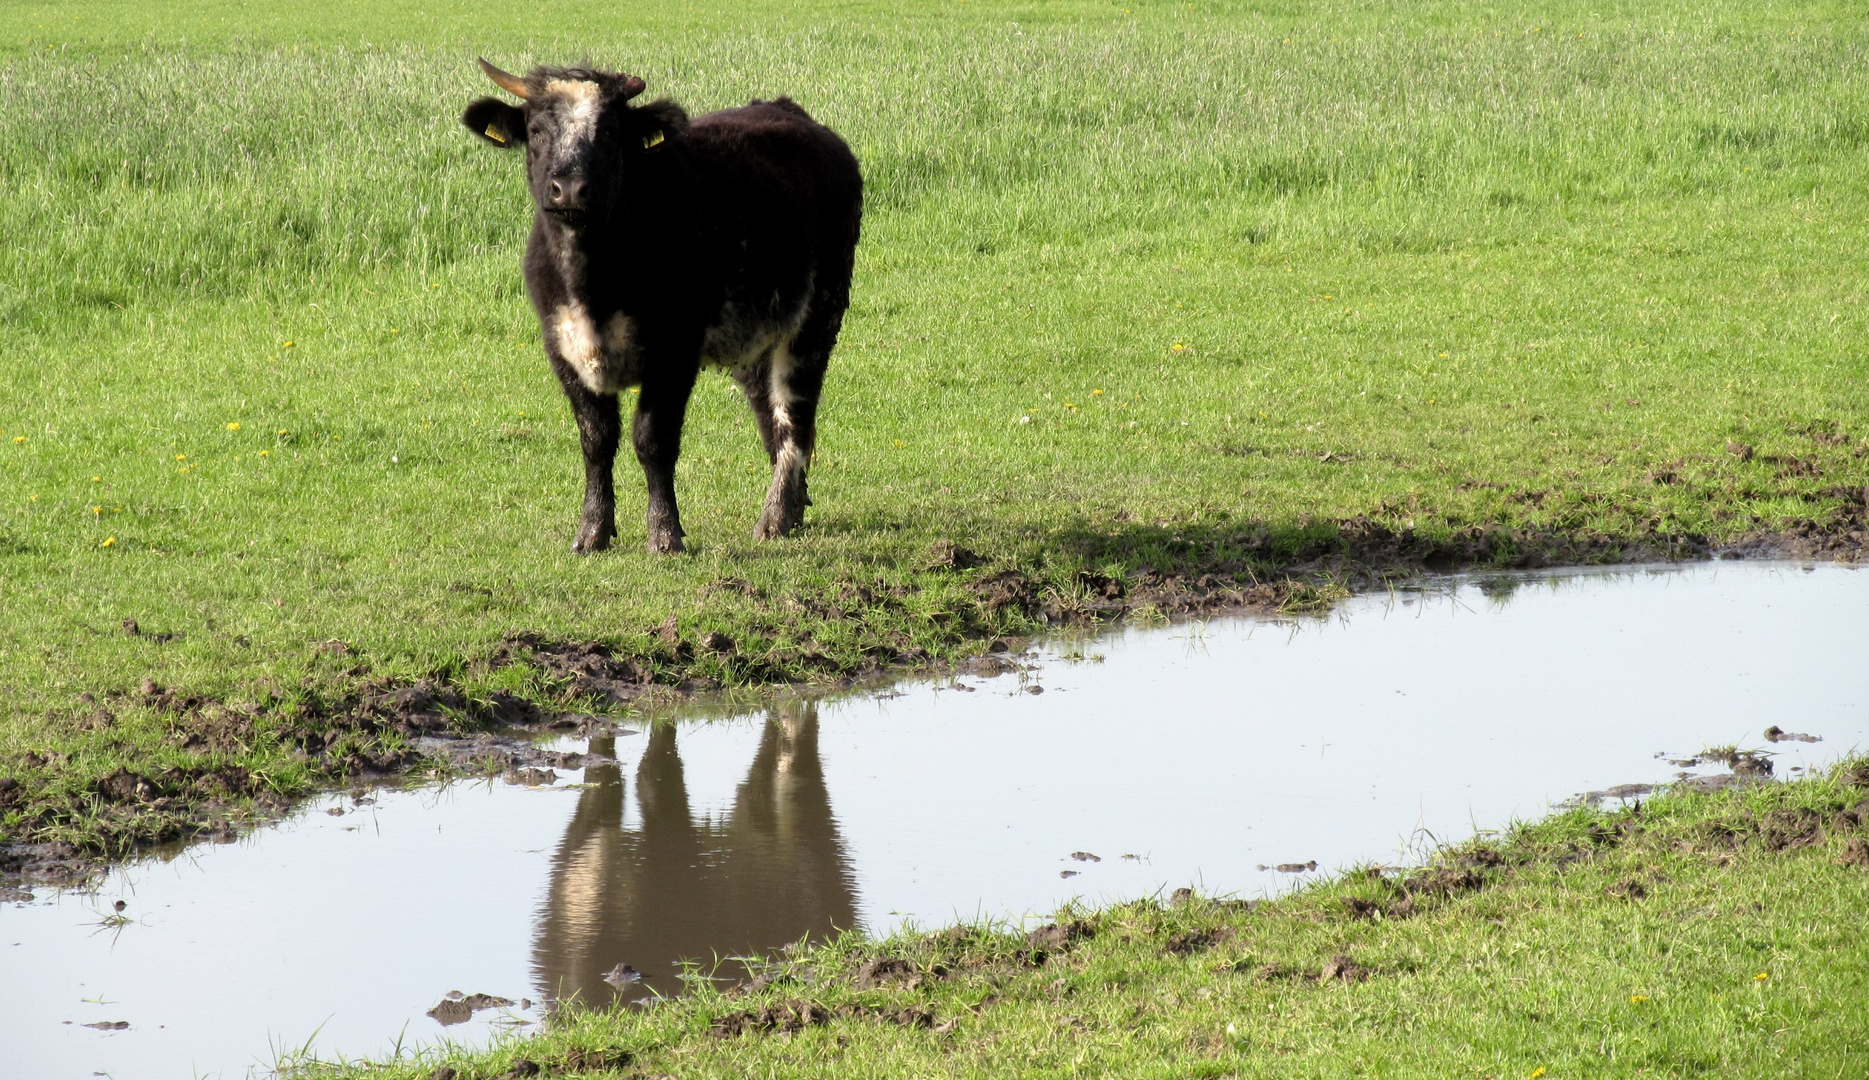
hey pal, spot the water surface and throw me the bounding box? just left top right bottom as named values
left=4, top=561, right=1865, bottom=1078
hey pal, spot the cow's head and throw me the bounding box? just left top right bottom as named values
left=462, top=59, right=686, bottom=230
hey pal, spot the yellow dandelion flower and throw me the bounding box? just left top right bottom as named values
left=278, top=429, right=288, bottom=436
left=283, top=340, right=296, bottom=348
left=1630, top=994, right=1649, bottom=1003
left=101, top=537, right=115, bottom=547
left=1438, top=352, right=1449, bottom=358
left=92, top=505, right=101, bottom=515
left=1530, top=1069, right=1546, bottom=1079
left=176, top=454, right=186, bottom=460
left=12, top=435, right=23, bottom=443
left=227, top=422, right=241, bottom=430
left=893, top=440, right=903, bottom=447
left=91, top=476, right=101, bottom=482
left=1754, top=972, right=1769, bottom=981
left=1093, top=389, right=1104, bottom=395
left=259, top=450, right=269, bottom=457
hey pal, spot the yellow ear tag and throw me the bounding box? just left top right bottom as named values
left=485, top=124, right=507, bottom=144
left=642, top=129, right=665, bottom=150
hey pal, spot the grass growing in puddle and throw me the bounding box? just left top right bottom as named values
left=319, top=759, right=1869, bottom=1078
left=4, top=0, right=1869, bottom=867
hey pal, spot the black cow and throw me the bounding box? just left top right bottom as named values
left=462, top=60, right=862, bottom=554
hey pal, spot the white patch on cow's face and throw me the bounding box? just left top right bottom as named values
left=542, top=79, right=602, bottom=160
left=551, top=303, right=606, bottom=394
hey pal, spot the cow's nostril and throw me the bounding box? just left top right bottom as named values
left=549, top=177, right=586, bottom=209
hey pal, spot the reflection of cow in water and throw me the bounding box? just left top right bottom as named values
left=531, top=704, right=858, bottom=1005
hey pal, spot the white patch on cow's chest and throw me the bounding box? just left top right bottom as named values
left=553, top=302, right=641, bottom=395
left=543, top=79, right=601, bottom=158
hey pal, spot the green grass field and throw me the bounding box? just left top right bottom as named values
left=4, top=0, right=1868, bottom=857
left=4, top=0, right=1869, bottom=1073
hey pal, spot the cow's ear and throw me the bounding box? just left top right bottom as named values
left=631, top=99, right=689, bottom=152
left=462, top=97, right=526, bottom=148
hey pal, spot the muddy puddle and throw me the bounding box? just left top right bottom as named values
left=5, top=561, right=1866, bottom=1078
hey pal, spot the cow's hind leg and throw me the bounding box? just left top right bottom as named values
left=554, top=363, right=621, bottom=555
left=753, top=333, right=830, bottom=540
left=732, top=359, right=783, bottom=464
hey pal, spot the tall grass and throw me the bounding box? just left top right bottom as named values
left=1, top=0, right=1865, bottom=723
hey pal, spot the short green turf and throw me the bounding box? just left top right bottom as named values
left=3, top=0, right=1867, bottom=826
left=317, top=760, right=1869, bottom=1079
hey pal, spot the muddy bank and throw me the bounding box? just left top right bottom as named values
left=4, top=515, right=1863, bottom=887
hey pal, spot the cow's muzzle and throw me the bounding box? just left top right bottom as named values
left=546, top=175, right=588, bottom=218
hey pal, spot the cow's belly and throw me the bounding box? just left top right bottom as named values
left=700, top=295, right=808, bottom=377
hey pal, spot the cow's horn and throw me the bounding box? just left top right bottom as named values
left=478, top=57, right=530, bottom=100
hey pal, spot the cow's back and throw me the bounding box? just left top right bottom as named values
left=682, top=99, right=862, bottom=270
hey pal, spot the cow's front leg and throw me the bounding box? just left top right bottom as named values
left=754, top=341, right=827, bottom=540
left=555, top=365, right=622, bottom=555
left=633, top=375, right=695, bottom=554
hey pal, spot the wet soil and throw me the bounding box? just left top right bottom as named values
left=3, top=512, right=1864, bottom=883
left=9, top=565, right=1868, bottom=1078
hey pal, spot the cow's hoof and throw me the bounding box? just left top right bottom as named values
left=753, top=513, right=801, bottom=541
left=647, top=531, right=686, bottom=555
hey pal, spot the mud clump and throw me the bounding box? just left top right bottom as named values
left=496, top=633, right=652, bottom=705
left=426, top=992, right=515, bottom=1026
left=925, top=541, right=987, bottom=571
left=1165, top=929, right=1223, bottom=956
left=1606, top=879, right=1649, bottom=900
left=1026, top=919, right=1096, bottom=957
left=958, top=654, right=1019, bottom=678
left=855, top=958, right=918, bottom=989
left=710, top=1000, right=835, bottom=1038
left=1320, top=955, right=1372, bottom=983
left=1343, top=896, right=1414, bottom=921
left=1403, top=867, right=1485, bottom=898
left=1758, top=808, right=1825, bottom=851
left=973, top=569, right=1040, bottom=616
left=360, top=681, right=465, bottom=733
left=1763, top=726, right=1821, bottom=744
left=1838, top=838, right=1869, bottom=869
left=712, top=999, right=939, bottom=1038
left=560, top=1048, right=635, bottom=1072
left=95, top=769, right=160, bottom=804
